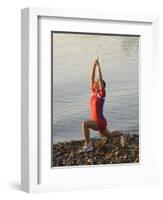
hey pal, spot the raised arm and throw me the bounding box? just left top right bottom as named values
left=90, top=60, right=97, bottom=88
left=96, top=59, right=104, bottom=90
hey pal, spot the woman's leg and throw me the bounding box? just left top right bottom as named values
left=82, top=120, right=99, bottom=144
left=99, top=128, right=111, bottom=137
left=99, top=128, right=123, bottom=138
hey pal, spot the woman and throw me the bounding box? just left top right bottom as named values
left=82, top=58, right=122, bottom=152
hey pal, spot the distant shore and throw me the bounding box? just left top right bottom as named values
left=52, top=134, right=139, bottom=167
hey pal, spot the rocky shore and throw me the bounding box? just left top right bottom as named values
left=53, top=134, right=139, bottom=167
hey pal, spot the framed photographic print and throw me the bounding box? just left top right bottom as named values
left=21, top=8, right=159, bottom=193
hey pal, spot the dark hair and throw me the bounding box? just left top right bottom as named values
left=102, top=80, right=106, bottom=88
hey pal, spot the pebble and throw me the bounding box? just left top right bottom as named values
left=53, top=134, right=139, bottom=167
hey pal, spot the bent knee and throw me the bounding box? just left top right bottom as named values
left=82, top=121, right=87, bottom=128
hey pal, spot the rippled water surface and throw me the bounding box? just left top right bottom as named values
left=52, top=33, right=139, bottom=144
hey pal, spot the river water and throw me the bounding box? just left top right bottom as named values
left=52, top=33, right=139, bottom=144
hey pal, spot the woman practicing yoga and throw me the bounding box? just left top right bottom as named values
left=82, top=58, right=122, bottom=152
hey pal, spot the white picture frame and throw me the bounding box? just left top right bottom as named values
left=21, top=7, right=159, bottom=193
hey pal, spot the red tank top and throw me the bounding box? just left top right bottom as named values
left=90, top=85, right=106, bottom=121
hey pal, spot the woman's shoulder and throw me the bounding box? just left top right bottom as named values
left=98, top=88, right=106, bottom=97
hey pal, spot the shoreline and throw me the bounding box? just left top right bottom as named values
left=53, top=134, right=139, bottom=167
